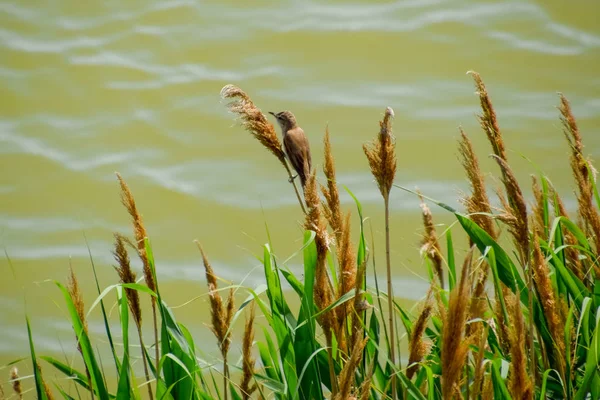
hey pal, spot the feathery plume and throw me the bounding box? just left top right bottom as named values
left=532, top=229, right=565, bottom=378
left=197, top=243, right=234, bottom=400
left=358, top=359, right=376, bottom=400
left=334, top=338, right=369, bottom=400
left=10, top=367, right=22, bottom=400
left=321, top=127, right=343, bottom=241
left=407, top=289, right=433, bottom=379
left=198, top=243, right=234, bottom=356
left=113, top=233, right=142, bottom=327
left=471, top=325, right=489, bottom=399
left=115, top=173, right=154, bottom=295
left=68, top=266, right=89, bottom=347
left=240, top=302, right=257, bottom=400
left=550, top=185, right=585, bottom=281
left=531, top=176, right=546, bottom=234
left=363, top=107, right=397, bottom=199
left=304, top=171, right=334, bottom=321
left=458, top=128, right=497, bottom=239
left=419, top=197, right=444, bottom=288
left=492, top=155, right=529, bottom=262
left=220, top=85, right=286, bottom=167
left=441, top=251, right=472, bottom=399
left=506, top=293, right=533, bottom=399
left=559, top=94, right=600, bottom=254
left=470, top=71, right=506, bottom=162
left=363, top=106, right=398, bottom=399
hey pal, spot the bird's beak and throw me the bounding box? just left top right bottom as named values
left=268, top=111, right=275, bottom=116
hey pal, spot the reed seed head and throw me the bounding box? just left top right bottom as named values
left=240, top=302, right=257, bottom=400
left=441, top=250, right=472, bottom=399
left=197, top=242, right=234, bottom=357
left=113, top=233, right=142, bottom=328
left=491, top=155, right=529, bottom=263
left=506, top=292, right=533, bottom=399
left=363, top=107, right=397, bottom=199
left=407, top=289, right=433, bottom=379
left=334, top=338, right=368, bottom=400
left=10, top=367, right=22, bottom=399
left=458, top=128, right=497, bottom=239
left=419, top=197, right=444, bottom=288
left=221, top=84, right=287, bottom=167
left=67, top=265, right=89, bottom=353
left=321, top=127, right=343, bottom=241
left=469, top=71, right=506, bottom=162
left=115, top=173, right=155, bottom=297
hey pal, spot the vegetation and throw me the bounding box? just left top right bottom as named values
left=4, top=72, right=599, bottom=399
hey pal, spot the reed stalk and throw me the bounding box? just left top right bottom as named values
left=363, top=106, right=397, bottom=399
left=113, top=233, right=153, bottom=400
left=116, top=173, right=160, bottom=378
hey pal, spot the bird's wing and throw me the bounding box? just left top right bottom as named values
left=284, top=127, right=311, bottom=186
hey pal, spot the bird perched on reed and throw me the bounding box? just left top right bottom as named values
left=269, top=111, right=312, bottom=188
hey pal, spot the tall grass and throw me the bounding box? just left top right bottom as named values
left=6, top=73, right=600, bottom=400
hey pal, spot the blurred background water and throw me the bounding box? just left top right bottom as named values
left=1, top=0, right=599, bottom=372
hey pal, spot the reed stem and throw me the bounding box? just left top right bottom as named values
left=151, top=303, right=159, bottom=382
left=384, top=195, right=397, bottom=400
left=138, top=332, right=154, bottom=400
left=284, top=162, right=307, bottom=214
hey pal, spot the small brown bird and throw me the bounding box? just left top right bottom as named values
left=269, top=110, right=312, bottom=188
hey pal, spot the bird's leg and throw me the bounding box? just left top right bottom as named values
left=288, top=174, right=298, bottom=183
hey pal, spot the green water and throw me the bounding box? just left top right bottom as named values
left=1, top=0, right=599, bottom=372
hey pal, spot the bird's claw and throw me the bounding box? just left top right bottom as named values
left=288, top=174, right=298, bottom=183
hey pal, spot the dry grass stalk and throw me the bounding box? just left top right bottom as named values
left=441, top=251, right=472, bottom=399
left=559, top=94, right=600, bottom=254
left=240, top=302, right=257, bottom=400
left=363, top=107, right=397, bottom=199
left=419, top=197, right=444, bottom=288
left=115, top=172, right=160, bottom=377
left=321, top=127, right=343, bottom=241
left=220, top=84, right=286, bottom=167
left=363, top=106, right=398, bottom=399
left=470, top=71, right=506, bottom=162
left=532, top=229, right=566, bottom=378
left=506, top=293, right=533, bottom=399
left=10, top=367, right=22, bottom=400
left=113, top=233, right=154, bottom=400
left=334, top=338, right=369, bottom=400
left=407, top=289, right=433, bottom=379
left=197, top=243, right=235, bottom=400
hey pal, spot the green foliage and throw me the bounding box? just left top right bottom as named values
left=12, top=83, right=600, bottom=400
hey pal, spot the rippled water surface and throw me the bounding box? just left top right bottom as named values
left=1, top=0, right=599, bottom=365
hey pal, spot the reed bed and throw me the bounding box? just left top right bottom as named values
left=8, top=73, right=600, bottom=400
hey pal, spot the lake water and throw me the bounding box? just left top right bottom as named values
left=1, top=0, right=599, bottom=373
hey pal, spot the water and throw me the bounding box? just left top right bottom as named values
left=1, top=0, right=599, bottom=370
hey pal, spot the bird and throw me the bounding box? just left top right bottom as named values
left=268, top=110, right=312, bottom=188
